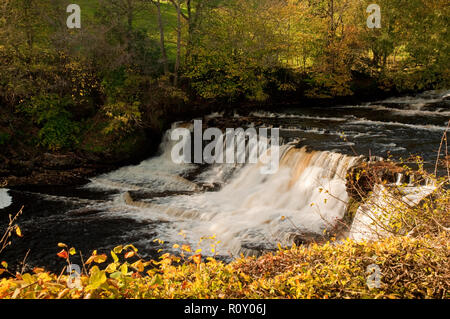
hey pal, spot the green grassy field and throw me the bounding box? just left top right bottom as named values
left=75, top=0, right=184, bottom=59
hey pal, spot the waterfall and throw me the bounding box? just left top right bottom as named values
left=197, top=146, right=361, bottom=255
left=349, top=184, right=436, bottom=241
left=88, top=124, right=199, bottom=192
left=395, top=173, right=403, bottom=185
left=114, top=139, right=363, bottom=256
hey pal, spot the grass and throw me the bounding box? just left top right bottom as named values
left=75, top=0, right=184, bottom=60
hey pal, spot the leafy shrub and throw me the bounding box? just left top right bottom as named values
left=345, top=154, right=449, bottom=240
left=0, top=234, right=448, bottom=299
left=102, top=101, right=142, bottom=135
left=0, top=132, right=11, bottom=146
left=38, top=114, right=80, bottom=151
left=18, top=94, right=79, bottom=150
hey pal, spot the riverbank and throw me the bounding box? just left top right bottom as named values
left=0, top=85, right=409, bottom=188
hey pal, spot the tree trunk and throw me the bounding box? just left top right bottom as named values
left=170, top=0, right=182, bottom=87
left=153, top=0, right=169, bottom=75
left=126, top=0, right=134, bottom=53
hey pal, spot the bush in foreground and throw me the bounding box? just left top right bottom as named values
left=0, top=234, right=448, bottom=299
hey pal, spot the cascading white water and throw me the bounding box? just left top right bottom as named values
left=5, top=89, right=446, bottom=268
left=85, top=89, right=450, bottom=255
left=164, top=146, right=362, bottom=256
left=88, top=123, right=199, bottom=193
left=89, top=129, right=362, bottom=256
left=349, top=184, right=436, bottom=242
left=0, top=188, right=12, bottom=210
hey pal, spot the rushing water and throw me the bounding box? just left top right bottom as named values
left=0, top=189, right=12, bottom=210
left=1, top=90, right=449, bottom=271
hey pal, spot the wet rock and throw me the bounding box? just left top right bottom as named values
left=346, top=160, right=405, bottom=201
left=200, top=182, right=222, bottom=192
left=128, top=190, right=196, bottom=200
left=290, top=231, right=326, bottom=246
left=240, top=242, right=277, bottom=257
left=1, top=168, right=94, bottom=187
left=7, top=160, right=34, bottom=176
left=38, top=153, right=80, bottom=170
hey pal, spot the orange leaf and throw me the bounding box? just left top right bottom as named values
left=124, top=251, right=136, bottom=259
left=192, top=254, right=202, bottom=265
left=94, top=254, right=108, bottom=264
left=57, top=250, right=69, bottom=259
left=32, top=267, right=45, bottom=274
left=182, top=281, right=190, bottom=289
left=85, top=255, right=95, bottom=265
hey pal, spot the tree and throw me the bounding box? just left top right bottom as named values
left=149, top=0, right=170, bottom=75
left=184, top=0, right=306, bottom=101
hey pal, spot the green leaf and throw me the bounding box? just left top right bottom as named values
left=110, top=271, right=122, bottom=280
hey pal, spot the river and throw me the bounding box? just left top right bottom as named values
left=1, top=89, right=449, bottom=272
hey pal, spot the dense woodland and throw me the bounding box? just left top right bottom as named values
left=0, top=0, right=448, bottom=157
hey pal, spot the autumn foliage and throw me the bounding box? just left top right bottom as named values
left=0, top=232, right=448, bottom=299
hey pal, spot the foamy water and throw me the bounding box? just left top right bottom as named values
left=349, top=184, right=436, bottom=241
left=0, top=189, right=12, bottom=209
left=78, top=89, right=449, bottom=255
left=5, top=90, right=447, bottom=267
left=88, top=141, right=363, bottom=256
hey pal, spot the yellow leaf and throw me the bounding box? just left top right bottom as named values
left=181, top=245, right=192, bottom=252
left=111, top=251, right=119, bottom=263
left=94, top=254, right=108, bottom=264
left=113, top=245, right=123, bottom=254
left=120, top=263, right=128, bottom=275
left=105, top=263, right=117, bottom=273
left=15, top=226, right=23, bottom=237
